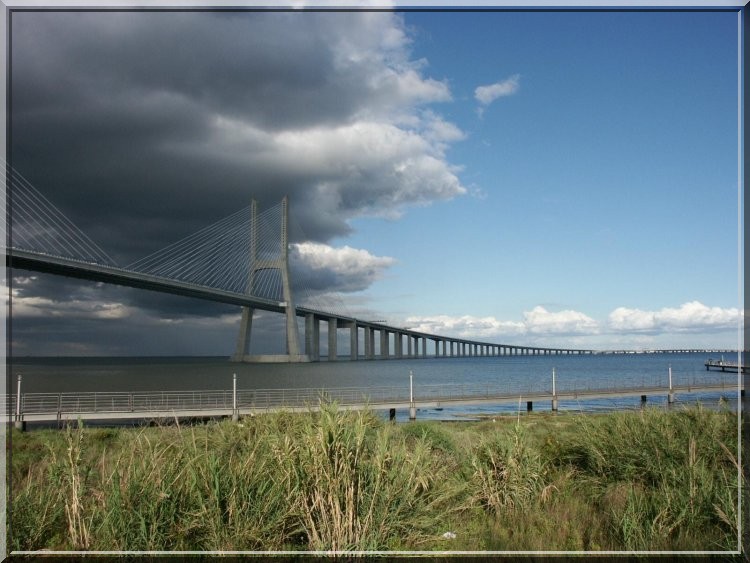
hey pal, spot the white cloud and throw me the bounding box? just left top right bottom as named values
left=291, top=242, right=396, bottom=296
left=11, top=291, right=131, bottom=320
left=522, top=306, right=599, bottom=334
left=405, top=306, right=598, bottom=340
left=608, top=301, right=741, bottom=333
left=200, top=118, right=466, bottom=223
left=474, top=74, right=520, bottom=114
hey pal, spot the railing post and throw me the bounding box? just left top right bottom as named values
left=15, top=375, right=25, bottom=431
left=667, top=364, right=675, bottom=404
left=551, top=367, right=558, bottom=411
left=232, top=373, right=239, bottom=422
left=409, top=370, right=416, bottom=421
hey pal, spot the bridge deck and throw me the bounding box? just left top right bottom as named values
left=6, top=382, right=742, bottom=423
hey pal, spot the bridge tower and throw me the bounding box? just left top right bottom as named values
left=231, top=196, right=307, bottom=362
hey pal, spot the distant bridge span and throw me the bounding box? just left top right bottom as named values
left=5, top=183, right=595, bottom=362
left=7, top=247, right=595, bottom=361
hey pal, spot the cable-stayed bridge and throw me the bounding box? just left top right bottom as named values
left=4, top=169, right=595, bottom=362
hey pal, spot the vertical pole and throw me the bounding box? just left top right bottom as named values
left=409, top=370, right=416, bottom=420
left=232, top=373, right=239, bottom=422
left=668, top=364, right=675, bottom=404
left=410, top=370, right=413, bottom=404
left=552, top=367, right=556, bottom=396
left=15, top=374, right=23, bottom=430
left=551, top=367, right=558, bottom=411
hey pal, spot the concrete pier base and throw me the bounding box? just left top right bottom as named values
left=235, top=354, right=311, bottom=363
left=640, top=394, right=647, bottom=406
left=551, top=398, right=558, bottom=411
left=667, top=392, right=675, bottom=404
left=14, top=420, right=26, bottom=432
left=409, top=403, right=416, bottom=420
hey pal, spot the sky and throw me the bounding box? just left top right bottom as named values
left=6, top=8, right=744, bottom=356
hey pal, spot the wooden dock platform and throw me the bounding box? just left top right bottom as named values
left=705, top=359, right=746, bottom=374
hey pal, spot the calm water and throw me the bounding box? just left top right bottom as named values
left=7, top=352, right=744, bottom=421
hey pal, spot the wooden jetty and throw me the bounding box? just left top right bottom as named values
left=705, top=358, right=746, bottom=374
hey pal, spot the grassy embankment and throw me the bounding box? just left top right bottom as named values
left=9, top=403, right=741, bottom=552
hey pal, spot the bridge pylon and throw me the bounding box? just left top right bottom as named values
left=231, top=196, right=309, bottom=363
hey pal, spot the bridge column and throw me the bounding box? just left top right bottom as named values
left=350, top=322, right=358, bottom=361
left=396, top=332, right=403, bottom=359
left=422, top=337, right=427, bottom=358
left=304, top=314, right=320, bottom=361
left=232, top=306, right=254, bottom=361
left=328, top=318, right=337, bottom=361
left=381, top=330, right=389, bottom=359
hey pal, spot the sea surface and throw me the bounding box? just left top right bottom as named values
left=6, top=352, right=744, bottom=422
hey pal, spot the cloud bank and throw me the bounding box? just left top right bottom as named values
left=13, top=11, right=467, bottom=257
left=405, top=301, right=740, bottom=343
left=608, top=301, right=741, bottom=333
left=10, top=11, right=470, bottom=354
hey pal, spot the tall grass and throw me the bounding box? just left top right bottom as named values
left=546, top=406, right=740, bottom=550
left=9, top=404, right=740, bottom=552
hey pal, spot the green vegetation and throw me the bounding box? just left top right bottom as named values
left=8, top=403, right=741, bottom=552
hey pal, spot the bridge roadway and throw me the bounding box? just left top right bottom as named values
left=7, top=248, right=593, bottom=360
left=6, top=381, right=742, bottom=425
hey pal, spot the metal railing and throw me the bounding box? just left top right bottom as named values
left=1, top=376, right=742, bottom=420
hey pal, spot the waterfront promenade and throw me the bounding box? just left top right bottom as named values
left=6, top=378, right=743, bottom=426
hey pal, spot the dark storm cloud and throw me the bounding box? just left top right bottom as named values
left=12, top=11, right=461, bottom=256
left=9, top=10, right=466, bottom=355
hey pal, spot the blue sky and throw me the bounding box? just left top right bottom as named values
left=8, top=8, right=743, bottom=355
left=335, top=10, right=741, bottom=350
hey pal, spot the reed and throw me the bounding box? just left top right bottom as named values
left=8, top=404, right=740, bottom=552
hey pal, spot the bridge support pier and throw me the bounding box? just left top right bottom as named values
left=328, top=318, right=337, bottom=361
left=350, top=322, right=358, bottom=361
left=232, top=306, right=255, bottom=361
left=381, top=330, right=389, bottom=359
left=231, top=197, right=307, bottom=363
left=305, top=314, right=320, bottom=362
